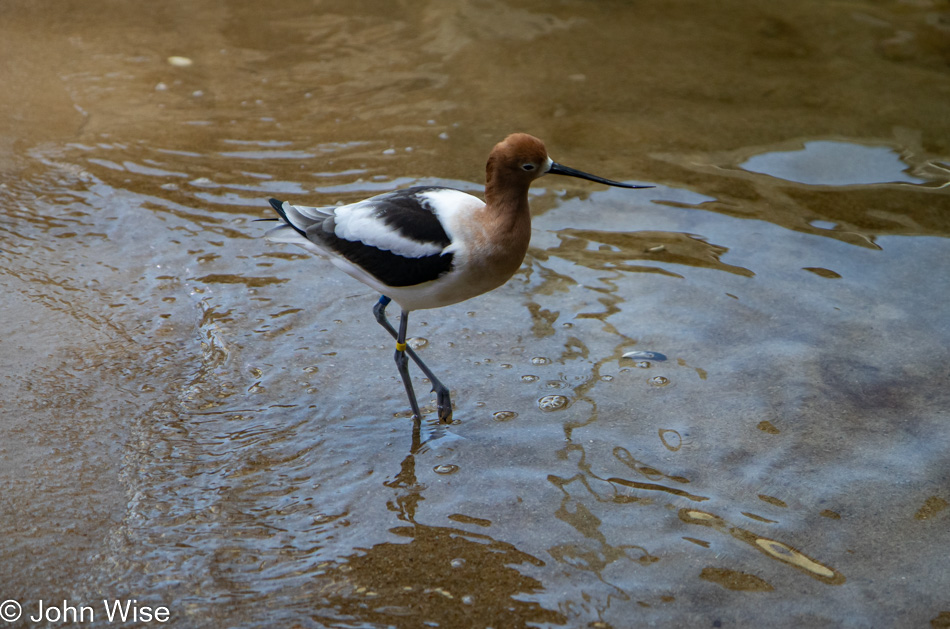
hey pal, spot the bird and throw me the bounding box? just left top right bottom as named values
left=262, top=133, right=650, bottom=424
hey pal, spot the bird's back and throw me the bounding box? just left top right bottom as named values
left=266, top=187, right=492, bottom=306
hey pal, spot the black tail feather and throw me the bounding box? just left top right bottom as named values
left=266, top=197, right=307, bottom=237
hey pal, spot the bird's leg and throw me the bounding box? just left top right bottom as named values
left=373, top=296, right=398, bottom=337
left=402, top=347, right=453, bottom=425
left=393, top=309, right=423, bottom=421
left=373, top=296, right=454, bottom=424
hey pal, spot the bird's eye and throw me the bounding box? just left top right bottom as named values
left=521, top=163, right=536, bottom=171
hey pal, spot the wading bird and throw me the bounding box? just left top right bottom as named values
left=263, top=133, right=650, bottom=423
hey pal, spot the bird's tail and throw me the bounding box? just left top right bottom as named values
left=267, top=198, right=307, bottom=237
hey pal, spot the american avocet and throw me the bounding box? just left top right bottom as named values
left=264, top=133, right=650, bottom=423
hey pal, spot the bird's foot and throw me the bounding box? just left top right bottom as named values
left=434, top=386, right=453, bottom=424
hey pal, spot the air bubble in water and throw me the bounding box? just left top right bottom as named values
left=408, top=337, right=428, bottom=350
left=623, top=350, right=667, bottom=361
left=538, top=395, right=569, bottom=411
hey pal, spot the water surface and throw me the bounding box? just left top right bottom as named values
left=2, top=1, right=949, bottom=627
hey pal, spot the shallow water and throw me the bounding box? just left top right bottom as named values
left=2, top=1, right=949, bottom=627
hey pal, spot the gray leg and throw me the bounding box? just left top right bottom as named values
left=374, top=296, right=453, bottom=423
left=394, top=309, right=423, bottom=421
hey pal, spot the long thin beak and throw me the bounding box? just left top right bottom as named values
left=547, top=162, right=652, bottom=189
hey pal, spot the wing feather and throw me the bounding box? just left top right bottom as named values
left=266, top=187, right=465, bottom=287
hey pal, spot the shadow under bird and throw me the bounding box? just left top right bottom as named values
left=263, top=133, right=651, bottom=423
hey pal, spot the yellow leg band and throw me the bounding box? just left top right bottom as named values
left=396, top=341, right=407, bottom=352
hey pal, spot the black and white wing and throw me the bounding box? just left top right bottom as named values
left=266, top=186, right=479, bottom=288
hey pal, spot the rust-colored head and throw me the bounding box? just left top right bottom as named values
left=485, top=133, right=650, bottom=201
left=485, top=133, right=551, bottom=190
